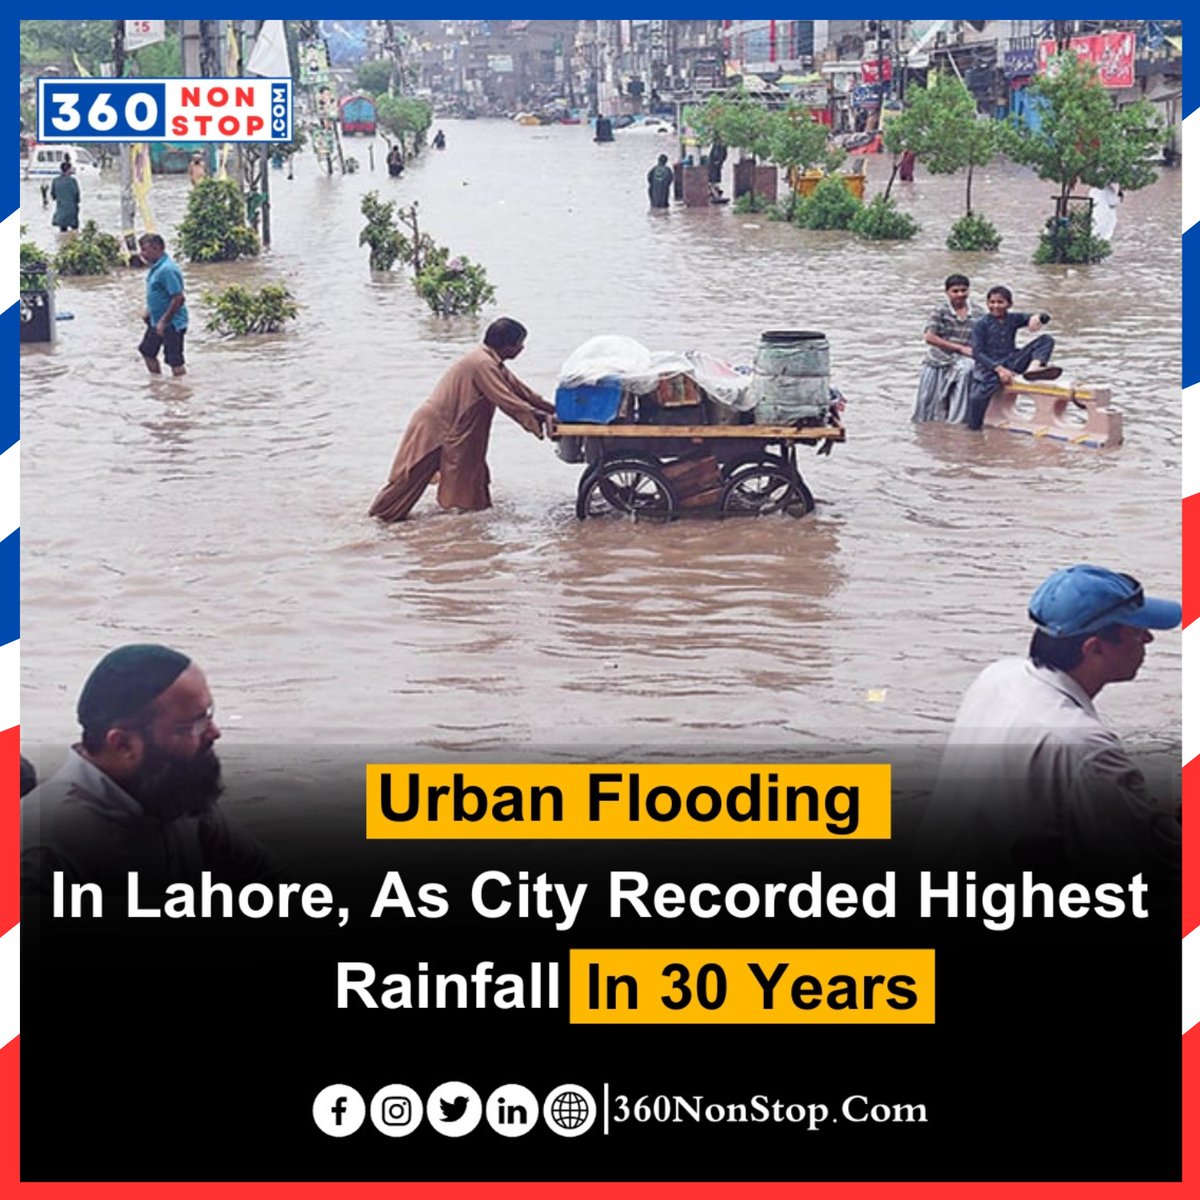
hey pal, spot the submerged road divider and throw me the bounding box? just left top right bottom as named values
left=984, top=381, right=1122, bottom=448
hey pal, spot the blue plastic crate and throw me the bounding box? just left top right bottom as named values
left=555, top=379, right=623, bottom=424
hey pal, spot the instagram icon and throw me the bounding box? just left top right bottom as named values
left=370, top=1084, right=424, bottom=1137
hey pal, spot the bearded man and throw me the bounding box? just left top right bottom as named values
left=21, top=644, right=274, bottom=896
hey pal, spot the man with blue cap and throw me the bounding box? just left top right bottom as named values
left=918, top=565, right=1182, bottom=875
left=21, top=644, right=274, bottom=896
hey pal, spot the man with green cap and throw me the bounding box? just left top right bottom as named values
left=21, top=644, right=274, bottom=896
left=918, top=565, right=1182, bottom=876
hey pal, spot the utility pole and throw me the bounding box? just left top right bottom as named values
left=384, top=20, right=400, bottom=96
left=383, top=20, right=411, bottom=98
left=240, top=21, right=271, bottom=248
left=112, top=21, right=138, bottom=263
left=877, top=18, right=885, bottom=114
left=590, top=26, right=600, bottom=117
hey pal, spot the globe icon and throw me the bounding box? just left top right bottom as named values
left=549, top=1090, right=590, bottom=1130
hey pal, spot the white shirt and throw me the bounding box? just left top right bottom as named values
left=918, top=658, right=1178, bottom=876
left=1088, top=183, right=1120, bottom=241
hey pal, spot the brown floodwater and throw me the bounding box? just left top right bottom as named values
left=19, top=118, right=1182, bottom=766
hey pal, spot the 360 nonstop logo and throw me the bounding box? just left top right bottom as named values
left=37, top=77, right=293, bottom=142
left=312, top=1082, right=596, bottom=1138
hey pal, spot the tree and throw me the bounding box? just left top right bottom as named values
left=878, top=108, right=920, bottom=203
left=885, top=77, right=996, bottom=216
left=1001, top=52, right=1162, bottom=260
left=131, top=35, right=182, bottom=78
left=688, top=91, right=771, bottom=160
left=885, top=76, right=999, bottom=250
left=357, top=58, right=393, bottom=96
left=20, top=20, right=111, bottom=74
left=765, top=104, right=844, bottom=220
left=686, top=90, right=772, bottom=205
left=376, top=95, right=433, bottom=153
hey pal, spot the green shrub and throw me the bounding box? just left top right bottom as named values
left=359, top=191, right=405, bottom=271
left=794, top=176, right=862, bottom=230
left=849, top=194, right=919, bottom=241
left=21, top=237, right=54, bottom=291
left=177, top=177, right=260, bottom=263
left=1033, top=209, right=1111, bottom=264
left=414, top=254, right=496, bottom=317
left=733, top=191, right=770, bottom=214
left=946, top=212, right=1002, bottom=252
left=53, top=220, right=125, bottom=275
left=203, top=283, right=298, bottom=335
left=359, top=195, right=496, bottom=314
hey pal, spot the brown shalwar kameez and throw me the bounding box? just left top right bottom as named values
left=369, top=345, right=555, bottom=521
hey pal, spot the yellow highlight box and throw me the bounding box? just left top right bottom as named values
left=365, top=763, right=891, bottom=840
left=569, top=949, right=935, bottom=1024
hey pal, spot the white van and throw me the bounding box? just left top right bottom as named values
left=22, top=143, right=101, bottom=181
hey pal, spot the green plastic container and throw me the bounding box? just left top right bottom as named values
left=750, top=330, right=829, bottom=423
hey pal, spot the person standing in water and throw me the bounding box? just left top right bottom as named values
left=912, top=274, right=982, bottom=423
left=647, top=153, right=673, bottom=208
left=50, top=160, right=80, bottom=230
left=368, top=318, right=555, bottom=522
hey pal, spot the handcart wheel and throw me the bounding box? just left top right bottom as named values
left=719, top=462, right=813, bottom=518
left=577, top=458, right=677, bottom=521
left=720, top=451, right=782, bottom=480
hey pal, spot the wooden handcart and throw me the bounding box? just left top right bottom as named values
left=548, top=419, right=846, bottom=521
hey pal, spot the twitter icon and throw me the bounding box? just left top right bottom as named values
left=427, top=1082, right=483, bottom=1137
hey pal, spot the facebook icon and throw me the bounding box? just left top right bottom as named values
left=312, top=1084, right=365, bottom=1137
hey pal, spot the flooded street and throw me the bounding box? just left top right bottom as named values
left=19, top=118, right=1182, bottom=761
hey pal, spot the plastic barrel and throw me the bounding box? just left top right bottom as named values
left=749, top=330, right=829, bottom=423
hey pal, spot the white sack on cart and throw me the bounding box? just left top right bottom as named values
left=559, top=336, right=751, bottom=410
left=558, top=335, right=694, bottom=396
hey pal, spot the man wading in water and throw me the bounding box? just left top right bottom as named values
left=368, top=318, right=555, bottom=522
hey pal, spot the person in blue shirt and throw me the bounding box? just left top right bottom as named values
left=136, top=232, right=189, bottom=377
left=966, top=285, right=1059, bottom=430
